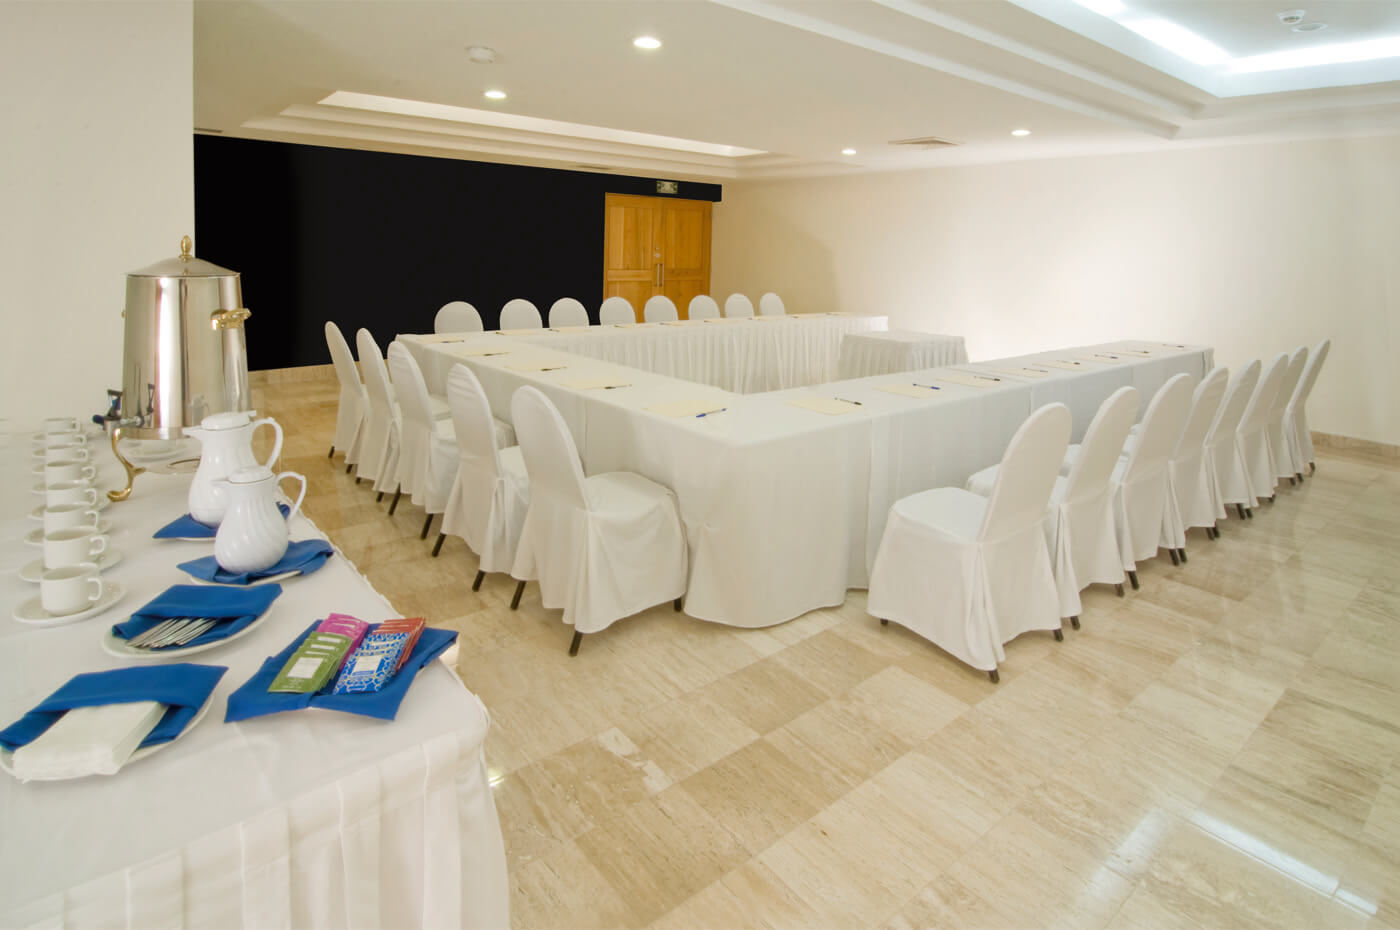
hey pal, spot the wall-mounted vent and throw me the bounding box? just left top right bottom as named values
left=888, top=135, right=959, bottom=149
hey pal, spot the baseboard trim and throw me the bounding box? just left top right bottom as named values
left=1313, top=431, right=1400, bottom=460
left=250, top=364, right=337, bottom=385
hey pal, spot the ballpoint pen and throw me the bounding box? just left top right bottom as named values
left=696, top=408, right=726, bottom=418
left=912, top=383, right=940, bottom=390
left=835, top=397, right=863, bottom=405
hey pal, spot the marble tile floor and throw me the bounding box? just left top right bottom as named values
left=256, top=374, right=1400, bottom=930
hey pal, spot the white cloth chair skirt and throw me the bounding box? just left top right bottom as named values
left=548, top=298, right=589, bottom=328
left=500, top=299, right=543, bottom=330
left=724, top=293, right=755, bottom=318
left=758, top=292, right=786, bottom=316
left=435, top=301, right=484, bottom=334
left=385, top=343, right=457, bottom=518
left=867, top=403, right=1072, bottom=679
left=1162, top=366, right=1230, bottom=549
left=354, top=329, right=400, bottom=489
left=687, top=295, right=721, bottom=320
left=324, top=321, right=367, bottom=465
left=599, top=296, right=636, bottom=325
left=1236, top=353, right=1289, bottom=504
left=1206, top=360, right=1262, bottom=516
left=1106, top=373, right=1194, bottom=574
left=509, top=386, right=687, bottom=651
left=643, top=295, right=679, bottom=323
left=1267, top=347, right=1308, bottom=483
left=1284, top=338, right=1330, bottom=476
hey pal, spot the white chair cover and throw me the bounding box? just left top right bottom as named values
left=1206, top=360, right=1261, bottom=514
left=758, top=292, right=786, bottom=316
left=440, top=365, right=529, bottom=574
left=499, top=299, right=542, bottom=330
left=724, top=294, right=755, bottom=318
left=1284, top=338, right=1329, bottom=474
left=354, top=329, right=400, bottom=488
left=548, top=298, right=589, bottom=328
left=967, top=389, right=1137, bottom=619
left=1267, top=347, right=1308, bottom=482
left=324, top=321, right=367, bottom=464
left=386, top=343, right=457, bottom=512
left=1163, top=366, right=1229, bottom=547
left=867, top=403, right=1070, bottom=673
left=643, top=295, right=679, bottom=323
left=687, top=295, right=721, bottom=320
left=434, top=301, right=483, bottom=334
left=1111, top=373, right=1194, bottom=570
left=599, top=296, right=636, bottom=325
left=509, top=387, right=687, bottom=635
left=1236, top=353, right=1288, bottom=502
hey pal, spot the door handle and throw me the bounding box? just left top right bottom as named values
left=655, top=262, right=663, bottom=287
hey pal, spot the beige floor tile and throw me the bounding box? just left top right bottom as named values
left=695, top=655, right=830, bottom=735
left=617, top=691, right=761, bottom=782
left=649, top=860, right=826, bottom=930
left=511, top=838, right=642, bottom=929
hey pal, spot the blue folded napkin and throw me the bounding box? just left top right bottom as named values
left=112, top=583, right=283, bottom=649
left=154, top=503, right=290, bottom=539
left=225, top=622, right=458, bottom=722
left=177, top=539, right=334, bottom=585
left=0, top=664, right=227, bottom=752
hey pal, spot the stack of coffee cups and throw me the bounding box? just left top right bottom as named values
left=31, top=418, right=116, bottom=617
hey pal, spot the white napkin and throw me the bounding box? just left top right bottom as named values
left=12, top=701, right=165, bottom=780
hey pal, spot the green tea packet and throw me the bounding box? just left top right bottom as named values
left=268, top=632, right=352, bottom=693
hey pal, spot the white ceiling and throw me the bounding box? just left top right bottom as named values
left=193, top=0, right=1400, bottom=181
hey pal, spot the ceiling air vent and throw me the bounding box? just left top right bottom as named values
left=888, top=135, right=959, bottom=149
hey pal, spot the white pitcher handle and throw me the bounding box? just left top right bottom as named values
left=275, top=471, right=307, bottom=522
left=254, top=418, right=284, bottom=469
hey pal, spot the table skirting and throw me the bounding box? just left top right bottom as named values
left=837, top=330, right=969, bottom=379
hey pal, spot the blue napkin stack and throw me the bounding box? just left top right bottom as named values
left=112, top=584, right=283, bottom=649
left=178, top=539, right=334, bottom=585
left=154, top=503, right=290, bottom=540
left=225, top=622, right=458, bottom=722
left=0, top=664, right=227, bottom=752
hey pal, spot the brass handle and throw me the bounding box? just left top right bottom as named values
left=107, top=425, right=145, bottom=502
left=655, top=262, right=662, bottom=287
left=211, top=307, right=251, bottom=330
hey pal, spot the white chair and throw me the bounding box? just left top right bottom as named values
left=385, top=343, right=458, bottom=540
left=354, top=329, right=400, bottom=493
left=758, top=292, right=786, bottom=316
left=1267, top=347, right=1308, bottom=486
left=432, top=365, right=530, bottom=579
left=499, top=299, right=542, bottom=330
left=867, top=403, right=1071, bottom=682
left=324, top=321, right=367, bottom=470
left=434, top=301, right=483, bottom=334
left=643, top=295, right=679, bottom=323
left=1284, top=338, right=1330, bottom=478
left=1206, top=360, right=1262, bottom=522
left=687, top=295, right=721, bottom=320
left=548, top=298, right=589, bottom=328
left=599, top=296, right=636, bottom=325
left=1161, top=367, right=1229, bottom=558
left=966, top=388, right=1139, bottom=626
left=724, top=293, right=755, bottom=318
left=1236, top=353, right=1289, bottom=506
left=509, top=386, right=688, bottom=655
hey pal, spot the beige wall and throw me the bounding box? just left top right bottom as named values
left=714, top=135, right=1399, bottom=446
left=0, top=1, right=193, bottom=422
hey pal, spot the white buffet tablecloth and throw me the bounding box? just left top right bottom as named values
left=401, top=312, right=887, bottom=395
left=837, top=330, right=969, bottom=379
left=416, top=335, right=1212, bottom=629
left=0, top=435, right=508, bottom=929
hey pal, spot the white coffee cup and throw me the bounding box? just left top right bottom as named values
left=40, top=563, right=105, bottom=616
left=43, top=504, right=101, bottom=535
left=45, top=480, right=98, bottom=508
left=37, top=443, right=90, bottom=464
left=44, top=459, right=96, bottom=485
left=43, top=527, right=108, bottom=570
left=43, top=417, right=80, bottom=435
left=35, top=429, right=86, bottom=448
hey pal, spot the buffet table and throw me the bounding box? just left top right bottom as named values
left=836, top=329, right=969, bottom=379
left=400, top=312, right=887, bottom=394
left=415, top=335, right=1212, bottom=628
left=0, top=440, right=509, bottom=928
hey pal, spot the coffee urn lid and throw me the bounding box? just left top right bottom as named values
left=127, top=236, right=238, bottom=279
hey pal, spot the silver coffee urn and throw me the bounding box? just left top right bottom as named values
left=108, top=236, right=252, bottom=501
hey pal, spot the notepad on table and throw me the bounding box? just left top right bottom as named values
left=661, top=320, right=702, bottom=327
left=1076, top=353, right=1123, bottom=364
left=788, top=395, right=860, bottom=415
left=931, top=373, right=1003, bottom=388
left=1038, top=359, right=1088, bottom=371
left=498, top=328, right=547, bottom=336
left=702, top=317, right=745, bottom=324
left=984, top=366, right=1050, bottom=379
left=506, top=360, right=568, bottom=372
left=612, top=323, right=654, bottom=329
left=457, top=345, right=510, bottom=357
left=551, top=325, right=594, bottom=333
left=646, top=399, right=728, bottom=418
left=875, top=384, right=941, bottom=398
left=1113, top=348, right=1156, bottom=357
left=564, top=376, right=631, bottom=390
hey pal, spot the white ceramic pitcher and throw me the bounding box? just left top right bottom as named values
left=213, top=466, right=306, bottom=574
left=185, top=411, right=283, bottom=525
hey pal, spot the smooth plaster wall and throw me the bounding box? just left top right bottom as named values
left=0, top=1, right=194, bottom=421
left=713, top=135, right=1399, bottom=446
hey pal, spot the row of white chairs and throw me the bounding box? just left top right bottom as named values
left=434, top=292, right=787, bottom=332
left=867, top=339, right=1330, bottom=681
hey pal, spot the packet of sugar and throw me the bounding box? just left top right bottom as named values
left=373, top=617, right=425, bottom=671
left=269, top=632, right=352, bottom=693
left=330, top=630, right=409, bottom=694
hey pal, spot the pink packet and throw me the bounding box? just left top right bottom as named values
left=317, top=613, right=370, bottom=660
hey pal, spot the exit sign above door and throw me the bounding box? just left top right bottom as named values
left=656, top=180, right=679, bottom=195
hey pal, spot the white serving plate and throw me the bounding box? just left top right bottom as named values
left=13, top=583, right=127, bottom=626
left=101, top=609, right=270, bottom=659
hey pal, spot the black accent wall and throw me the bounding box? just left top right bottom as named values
left=193, top=136, right=722, bottom=371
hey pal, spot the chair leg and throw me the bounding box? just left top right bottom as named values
left=1245, top=507, right=1254, bottom=519
left=1070, top=615, right=1080, bottom=630
left=387, top=485, right=402, bottom=515
left=674, top=597, right=683, bottom=612
left=1267, top=495, right=1275, bottom=504
left=988, top=668, right=1000, bottom=683
left=1169, top=548, right=1180, bottom=566
left=510, top=580, right=525, bottom=610
left=1296, top=471, right=1304, bottom=483
left=346, top=463, right=353, bottom=474
left=431, top=532, right=445, bottom=557
left=376, top=490, right=384, bottom=502
left=1236, top=503, right=1247, bottom=519
left=420, top=513, right=433, bottom=539
left=1178, top=547, right=1188, bottom=563
left=568, top=630, right=583, bottom=656
left=1309, top=461, right=1315, bottom=475
left=1115, top=583, right=1125, bottom=597
left=355, top=475, right=361, bottom=483
left=1128, top=570, right=1140, bottom=590
left=880, top=618, right=889, bottom=626
left=472, top=570, right=485, bottom=591
left=1053, top=628, right=1064, bottom=642
left=1289, top=476, right=1297, bottom=486
left=328, top=445, right=335, bottom=458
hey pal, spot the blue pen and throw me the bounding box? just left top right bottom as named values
left=696, top=408, right=726, bottom=418
left=913, top=383, right=941, bottom=390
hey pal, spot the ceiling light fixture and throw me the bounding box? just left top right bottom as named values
left=483, top=89, right=507, bottom=100
left=1011, top=128, right=1031, bottom=136
left=1292, top=22, right=1328, bottom=32
left=465, top=46, right=496, bottom=64
left=633, top=36, right=662, bottom=50
left=1122, top=18, right=1231, bottom=65
left=841, top=147, right=857, bottom=155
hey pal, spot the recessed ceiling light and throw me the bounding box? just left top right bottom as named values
left=1122, top=18, right=1231, bottom=65
left=483, top=89, right=507, bottom=100
left=1011, top=129, right=1031, bottom=136
left=841, top=148, right=857, bottom=155
left=1292, top=21, right=1328, bottom=32
left=465, top=46, right=496, bottom=64
left=633, top=36, right=662, bottom=50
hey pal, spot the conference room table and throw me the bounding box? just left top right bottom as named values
left=836, top=329, right=969, bottom=379
left=0, top=437, right=508, bottom=928
left=401, top=312, right=888, bottom=394
left=413, top=333, right=1212, bottom=628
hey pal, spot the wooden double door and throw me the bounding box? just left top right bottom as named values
left=603, top=194, right=712, bottom=320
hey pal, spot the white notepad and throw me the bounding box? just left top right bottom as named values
left=875, top=384, right=942, bottom=398
left=457, top=346, right=510, bottom=357
left=498, top=328, right=547, bottom=336
left=702, top=317, right=746, bottom=324
left=932, top=373, right=1004, bottom=389
left=1038, top=359, right=1088, bottom=371
left=646, top=399, right=728, bottom=418
left=552, top=325, right=593, bottom=333
left=984, top=366, right=1050, bottom=379
left=564, top=377, right=631, bottom=390
left=788, top=396, right=860, bottom=415
left=1076, top=353, right=1124, bottom=364
left=612, top=323, right=655, bottom=329
left=661, top=320, right=703, bottom=327
left=505, top=360, right=568, bottom=372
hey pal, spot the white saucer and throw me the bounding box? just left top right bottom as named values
left=29, top=499, right=108, bottom=520
left=18, top=548, right=124, bottom=583
left=0, top=698, right=211, bottom=781
left=13, top=582, right=126, bottom=626
left=184, top=567, right=301, bottom=587
left=25, top=519, right=112, bottom=545
left=102, top=609, right=271, bottom=659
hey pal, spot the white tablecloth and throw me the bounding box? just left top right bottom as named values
left=837, top=330, right=969, bottom=379
left=0, top=435, right=508, bottom=929
left=401, top=313, right=887, bottom=395
left=417, top=336, right=1212, bottom=629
